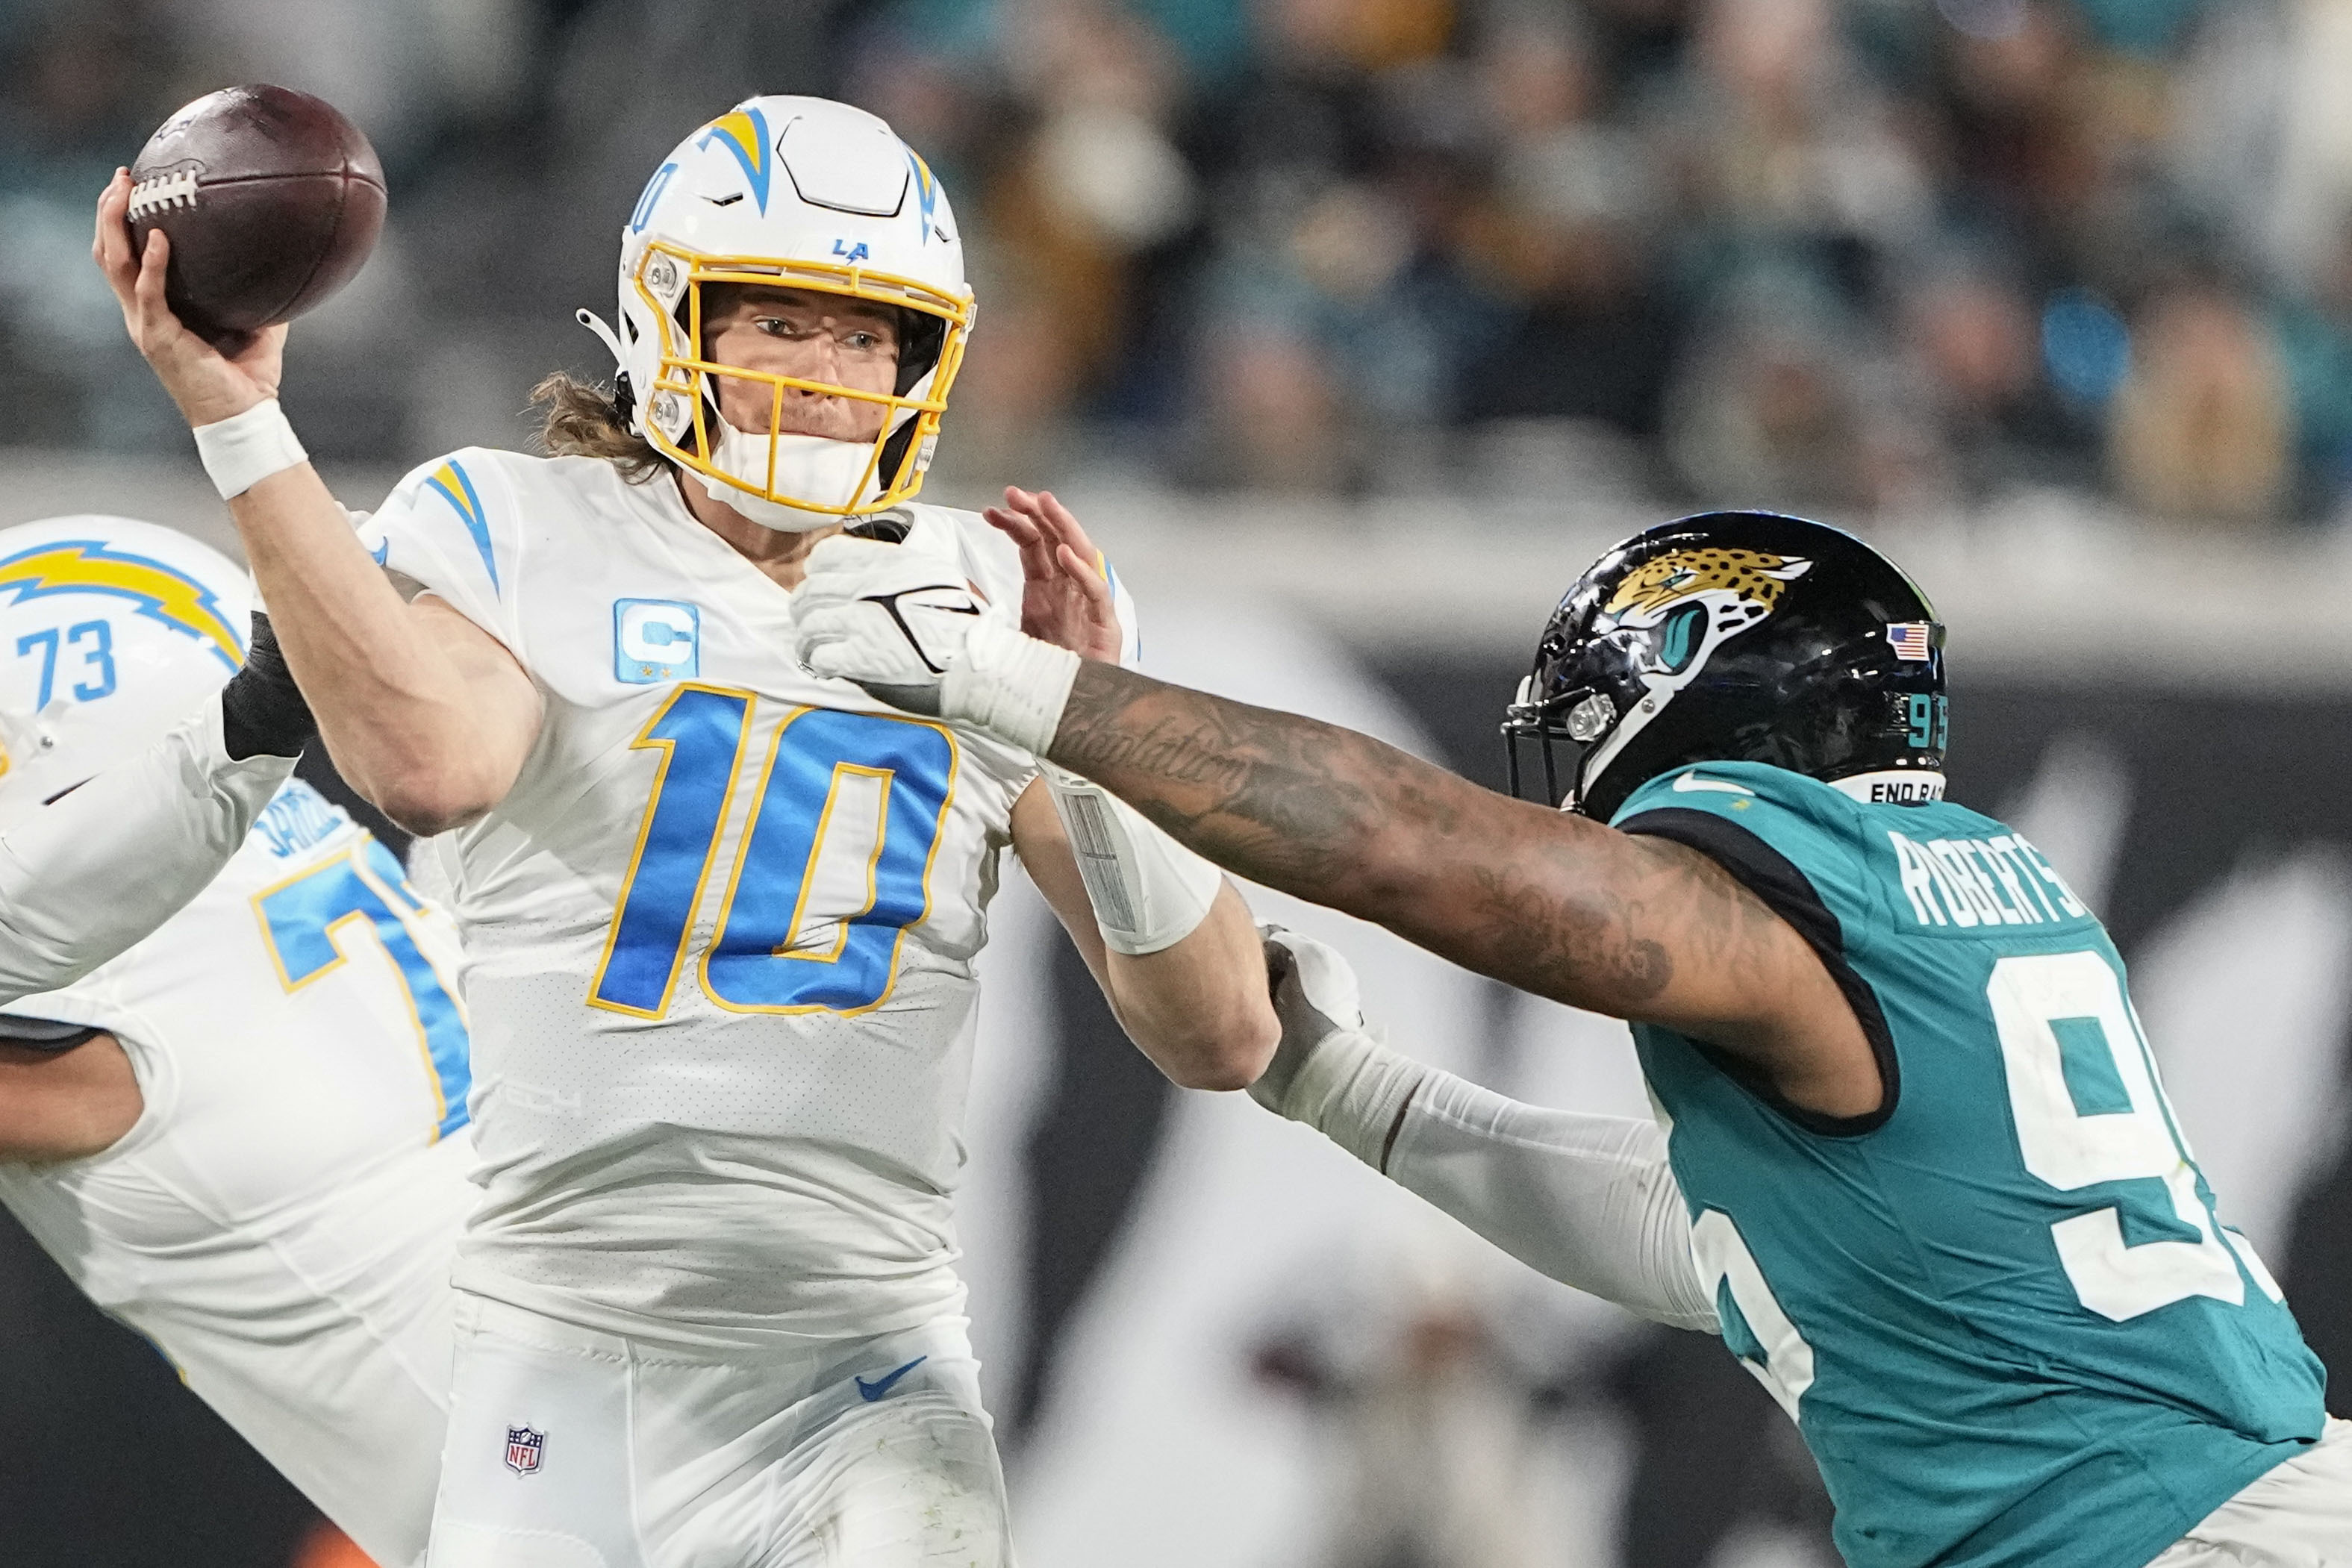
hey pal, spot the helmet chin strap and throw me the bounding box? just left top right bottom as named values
left=698, top=422, right=892, bottom=533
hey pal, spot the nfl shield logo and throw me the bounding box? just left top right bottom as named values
left=504, top=1425, right=544, bottom=1475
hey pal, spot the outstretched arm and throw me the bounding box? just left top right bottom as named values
left=791, top=502, right=1876, bottom=1116
left=1046, top=662, right=1869, bottom=1103
left=1253, top=929, right=1715, bottom=1330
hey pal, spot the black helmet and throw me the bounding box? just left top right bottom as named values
left=1503, top=511, right=1947, bottom=819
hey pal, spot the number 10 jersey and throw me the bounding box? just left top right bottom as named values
left=1609, top=762, right=2327, bottom=1568
left=364, top=449, right=1047, bottom=1349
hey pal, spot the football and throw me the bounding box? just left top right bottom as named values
left=125, top=84, right=386, bottom=343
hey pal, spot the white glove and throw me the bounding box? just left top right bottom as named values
left=793, top=535, right=1081, bottom=755
left=1251, top=926, right=1426, bottom=1172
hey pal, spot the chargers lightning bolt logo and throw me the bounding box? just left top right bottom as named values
left=908, top=150, right=942, bottom=243
left=0, top=542, right=244, bottom=671
left=424, top=460, right=500, bottom=596
left=699, top=107, right=773, bottom=213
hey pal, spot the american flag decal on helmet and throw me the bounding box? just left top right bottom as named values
left=1885, top=622, right=1935, bottom=661
left=505, top=1425, right=544, bottom=1475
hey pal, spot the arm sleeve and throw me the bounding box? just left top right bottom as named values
left=1385, top=1068, right=1719, bottom=1332
left=0, top=702, right=293, bottom=1005
left=1289, top=1023, right=1718, bottom=1332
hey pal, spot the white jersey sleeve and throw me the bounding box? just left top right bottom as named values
left=353, top=449, right=525, bottom=649
left=0, top=702, right=293, bottom=1005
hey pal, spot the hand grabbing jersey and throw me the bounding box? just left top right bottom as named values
left=793, top=534, right=1081, bottom=757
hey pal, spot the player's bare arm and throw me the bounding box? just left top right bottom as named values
left=958, top=487, right=1863, bottom=1111
left=0, top=1035, right=140, bottom=1162
left=1011, top=784, right=1276, bottom=1090
left=984, top=488, right=1277, bottom=1090
left=94, top=171, right=541, bottom=833
left=796, top=505, right=1874, bottom=1119
left=1042, top=664, right=1875, bottom=1116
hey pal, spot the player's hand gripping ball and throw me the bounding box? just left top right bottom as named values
left=125, top=84, right=384, bottom=343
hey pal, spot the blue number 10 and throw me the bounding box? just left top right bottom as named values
left=590, top=687, right=958, bottom=1019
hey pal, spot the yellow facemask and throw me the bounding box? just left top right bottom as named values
left=631, top=240, right=974, bottom=522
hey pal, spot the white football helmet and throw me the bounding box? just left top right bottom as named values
left=583, top=96, right=976, bottom=531
left=0, top=516, right=251, bottom=831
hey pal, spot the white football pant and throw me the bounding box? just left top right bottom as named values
left=2150, top=1418, right=2352, bottom=1566
left=424, top=1294, right=1011, bottom=1568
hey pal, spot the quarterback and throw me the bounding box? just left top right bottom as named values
left=0, top=513, right=476, bottom=1568
left=794, top=502, right=2349, bottom=1568
left=100, top=96, right=1276, bottom=1565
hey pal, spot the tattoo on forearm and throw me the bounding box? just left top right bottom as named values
left=1049, top=660, right=1821, bottom=1021
left=1053, top=716, right=1252, bottom=796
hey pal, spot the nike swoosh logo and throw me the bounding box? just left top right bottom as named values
left=1673, top=772, right=1754, bottom=796
left=854, top=1355, right=926, bottom=1402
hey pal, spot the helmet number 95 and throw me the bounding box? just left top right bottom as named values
left=1904, top=693, right=1948, bottom=750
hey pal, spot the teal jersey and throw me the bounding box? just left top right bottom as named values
left=1610, top=762, right=2327, bottom=1568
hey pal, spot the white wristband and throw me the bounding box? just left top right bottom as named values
left=193, top=399, right=308, bottom=499
left=941, top=616, right=1081, bottom=757
left=1045, top=766, right=1224, bottom=955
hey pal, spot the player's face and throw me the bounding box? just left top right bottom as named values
left=702, top=286, right=902, bottom=443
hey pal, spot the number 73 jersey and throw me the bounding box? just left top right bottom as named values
left=361, top=449, right=1095, bottom=1346
left=1609, top=763, right=2327, bottom=1568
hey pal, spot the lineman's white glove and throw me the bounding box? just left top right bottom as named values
left=793, top=536, right=1079, bottom=755
left=1252, top=925, right=1427, bottom=1172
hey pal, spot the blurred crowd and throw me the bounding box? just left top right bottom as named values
left=10, top=0, right=2352, bottom=525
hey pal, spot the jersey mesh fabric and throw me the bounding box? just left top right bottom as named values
left=361, top=452, right=1045, bottom=1346
left=1610, top=761, right=2327, bottom=1568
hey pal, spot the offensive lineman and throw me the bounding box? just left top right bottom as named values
left=99, top=96, right=1279, bottom=1564
left=792, top=502, right=2349, bottom=1567
left=0, top=513, right=477, bottom=1568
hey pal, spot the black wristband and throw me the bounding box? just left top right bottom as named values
left=219, top=612, right=316, bottom=760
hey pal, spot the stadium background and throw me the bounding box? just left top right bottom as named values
left=2, top=0, right=2350, bottom=1563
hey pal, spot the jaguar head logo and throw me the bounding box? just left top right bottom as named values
left=1600, top=548, right=1811, bottom=677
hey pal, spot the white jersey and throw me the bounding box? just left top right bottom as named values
left=361, top=449, right=1073, bottom=1348
left=0, top=780, right=478, bottom=1568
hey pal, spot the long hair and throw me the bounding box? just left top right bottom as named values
left=529, top=372, right=670, bottom=482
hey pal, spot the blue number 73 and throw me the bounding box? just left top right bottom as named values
left=590, top=687, right=958, bottom=1019
left=253, top=838, right=472, bottom=1137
